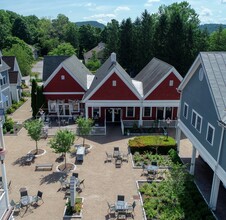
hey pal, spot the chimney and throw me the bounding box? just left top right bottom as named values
left=111, top=52, right=116, bottom=65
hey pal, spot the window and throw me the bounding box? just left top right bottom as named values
left=72, top=102, right=79, bottom=112
left=0, top=76, right=6, bottom=85
left=93, top=107, right=100, bottom=118
left=169, top=80, right=174, bottom=86
left=206, top=123, right=215, bottom=145
left=191, top=110, right=202, bottom=132
left=49, top=101, right=56, bottom=112
left=143, top=107, right=151, bottom=117
left=61, top=75, right=65, bottom=80
left=126, top=107, right=134, bottom=117
left=183, top=103, right=189, bottom=119
left=5, top=96, right=9, bottom=107
left=112, top=80, right=116, bottom=86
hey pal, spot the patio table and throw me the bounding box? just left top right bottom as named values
left=115, top=201, right=128, bottom=211
left=20, top=195, right=34, bottom=206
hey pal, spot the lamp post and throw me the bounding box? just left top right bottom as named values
left=0, top=114, right=10, bottom=209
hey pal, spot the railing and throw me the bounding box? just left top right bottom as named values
left=0, top=191, right=8, bottom=220
left=122, top=120, right=177, bottom=128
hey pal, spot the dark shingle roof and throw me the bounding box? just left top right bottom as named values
left=83, top=55, right=141, bottom=100
left=43, top=55, right=69, bottom=81
left=2, top=56, right=15, bottom=71
left=200, top=52, right=226, bottom=122
left=0, top=57, right=10, bottom=73
left=135, top=58, right=174, bottom=96
left=8, top=71, right=19, bottom=84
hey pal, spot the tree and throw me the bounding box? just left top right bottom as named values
left=3, top=42, right=33, bottom=76
left=49, top=129, right=75, bottom=169
left=24, top=119, right=43, bottom=154
left=48, top=42, right=76, bottom=56
left=31, top=79, right=38, bottom=118
left=85, top=51, right=101, bottom=72
left=209, top=26, right=226, bottom=51
left=76, top=117, right=93, bottom=147
left=0, top=10, right=12, bottom=49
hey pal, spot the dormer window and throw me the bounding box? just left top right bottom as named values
left=61, top=75, right=65, bottom=80
left=112, top=80, right=116, bottom=86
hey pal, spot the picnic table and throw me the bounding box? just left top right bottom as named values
left=25, top=153, right=35, bottom=165
left=76, top=146, right=85, bottom=162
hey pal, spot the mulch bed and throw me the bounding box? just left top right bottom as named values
left=30, top=149, right=45, bottom=156
left=58, top=163, right=75, bottom=172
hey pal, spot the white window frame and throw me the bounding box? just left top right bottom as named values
left=183, top=102, right=189, bottom=119
left=169, top=80, right=174, bottom=86
left=61, top=75, right=65, bottom=80
left=48, top=100, right=57, bottom=113
left=112, top=80, right=116, bottom=86
left=126, top=107, right=135, bottom=117
left=143, top=107, right=152, bottom=117
left=92, top=107, right=101, bottom=118
left=206, top=123, right=215, bottom=145
left=191, top=109, right=202, bottom=133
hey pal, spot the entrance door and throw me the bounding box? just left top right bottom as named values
left=114, top=109, right=121, bottom=122
left=106, top=108, right=112, bottom=122
left=58, top=104, right=64, bottom=115
left=65, top=104, right=70, bottom=115
left=106, top=108, right=121, bottom=123
left=157, top=107, right=164, bottom=120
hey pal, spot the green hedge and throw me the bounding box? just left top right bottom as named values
left=129, top=136, right=176, bottom=154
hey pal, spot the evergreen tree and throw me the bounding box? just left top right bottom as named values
left=31, top=79, right=38, bottom=118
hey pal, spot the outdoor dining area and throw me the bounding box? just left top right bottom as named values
left=10, top=188, right=43, bottom=217
left=58, top=172, right=85, bottom=197
left=105, top=147, right=129, bottom=168
left=141, top=162, right=159, bottom=179
left=107, top=195, right=136, bottom=219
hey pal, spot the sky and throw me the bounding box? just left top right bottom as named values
left=1, top=0, right=226, bottom=25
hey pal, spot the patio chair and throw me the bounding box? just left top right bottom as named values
left=122, top=153, right=129, bottom=163
left=127, top=201, right=136, bottom=217
left=113, top=147, right=120, bottom=158
left=10, top=200, right=21, bottom=212
left=59, top=177, right=69, bottom=190
left=8, top=180, right=12, bottom=192
left=107, top=201, right=116, bottom=213
left=33, top=191, right=44, bottom=204
left=79, top=179, right=85, bottom=188
left=117, top=195, right=125, bottom=202
left=72, top=172, right=79, bottom=178
left=105, top=152, right=112, bottom=163
left=20, top=190, right=28, bottom=198
left=115, top=157, right=122, bottom=168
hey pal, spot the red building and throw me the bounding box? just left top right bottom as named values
left=43, top=53, right=182, bottom=132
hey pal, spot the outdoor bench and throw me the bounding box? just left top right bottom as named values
left=35, top=163, right=53, bottom=171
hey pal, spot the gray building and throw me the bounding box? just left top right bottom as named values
left=177, top=52, right=226, bottom=211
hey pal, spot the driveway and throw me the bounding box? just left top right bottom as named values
left=31, top=60, right=43, bottom=79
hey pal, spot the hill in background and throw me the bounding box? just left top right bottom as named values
left=199, top=23, right=226, bottom=34
left=75, top=21, right=105, bottom=29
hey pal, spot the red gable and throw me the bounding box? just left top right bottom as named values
left=146, top=72, right=180, bottom=100
left=90, top=72, right=138, bottom=100
left=44, top=67, right=85, bottom=93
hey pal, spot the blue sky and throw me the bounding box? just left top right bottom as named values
left=1, top=0, right=226, bottom=24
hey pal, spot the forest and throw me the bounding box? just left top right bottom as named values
left=0, top=1, right=226, bottom=77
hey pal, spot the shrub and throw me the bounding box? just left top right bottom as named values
left=10, top=129, right=14, bottom=134
left=3, top=128, right=7, bottom=134
left=6, top=107, right=15, bottom=114
left=168, top=149, right=182, bottom=164
left=3, top=117, right=14, bottom=132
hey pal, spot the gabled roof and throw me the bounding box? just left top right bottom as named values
left=135, top=58, right=182, bottom=97
left=179, top=52, right=226, bottom=123
left=0, top=55, right=10, bottom=73
left=83, top=54, right=142, bottom=100
left=2, top=56, right=15, bottom=71
left=43, top=55, right=69, bottom=81
left=84, top=42, right=105, bottom=63
left=44, top=55, right=93, bottom=90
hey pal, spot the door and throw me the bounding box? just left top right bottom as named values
left=114, top=109, right=121, bottom=122
left=156, top=107, right=164, bottom=120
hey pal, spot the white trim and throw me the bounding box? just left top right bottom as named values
left=142, top=100, right=180, bottom=107
left=0, top=86, right=10, bottom=92
left=169, top=80, right=174, bottom=86
left=85, top=100, right=141, bottom=107
left=143, top=107, right=152, bottom=117
left=83, top=66, right=141, bottom=102
left=126, top=107, right=135, bottom=117
left=183, top=102, right=189, bottom=119
left=144, top=67, right=182, bottom=99
left=43, top=92, right=84, bottom=95
left=206, top=123, right=215, bottom=146
left=191, top=109, right=202, bottom=133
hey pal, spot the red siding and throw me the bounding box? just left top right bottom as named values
left=90, top=73, right=138, bottom=100
left=146, top=72, right=181, bottom=100
left=44, top=67, right=85, bottom=93
left=173, top=107, right=178, bottom=120
left=45, top=94, right=83, bottom=101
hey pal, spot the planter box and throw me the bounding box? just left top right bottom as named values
left=63, top=197, right=84, bottom=219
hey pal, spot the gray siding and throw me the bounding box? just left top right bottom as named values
left=180, top=65, right=221, bottom=161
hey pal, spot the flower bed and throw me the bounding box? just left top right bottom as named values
left=138, top=165, right=215, bottom=220
left=63, top=197, right=84, bottom=219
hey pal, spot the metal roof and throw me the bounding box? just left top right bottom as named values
left=135, top=58, right=174, bottom=96
left=200, top=52, right=226, bottom=123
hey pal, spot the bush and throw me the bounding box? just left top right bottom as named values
left=10, top=129, right=14, bottom=134
left=168, top=149, right=182, bottom=164
left=3, top=128, right=7, bottom=134
left=3, top=117, right=14, bottom=132
left=6, top=107, right=16, bottom=114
